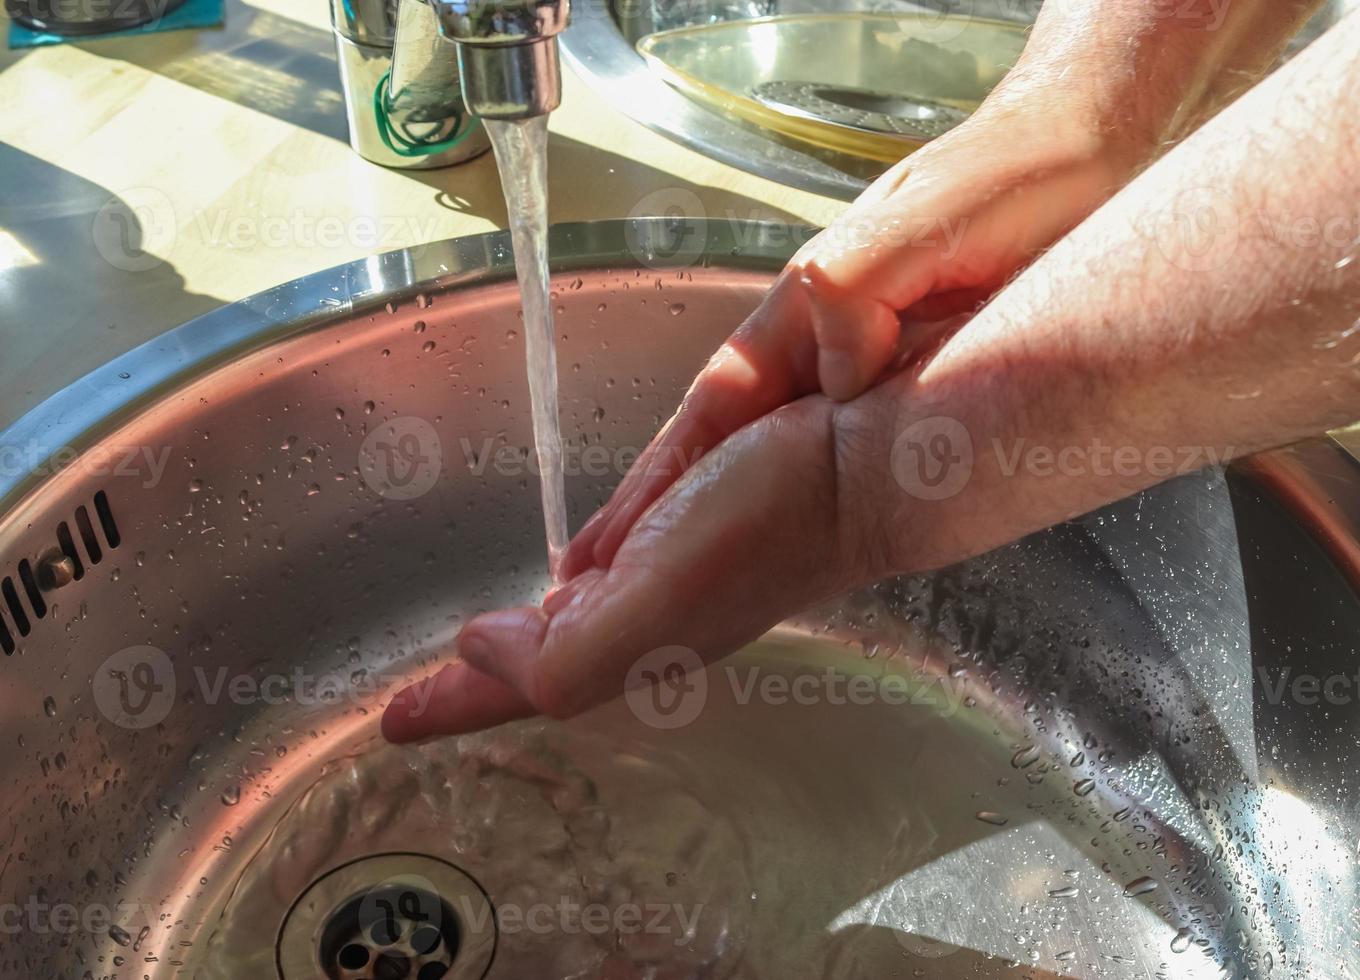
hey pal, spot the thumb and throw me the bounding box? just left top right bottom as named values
left=398, top=396, right=887, bottom=732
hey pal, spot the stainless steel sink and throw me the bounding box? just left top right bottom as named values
left=561, top=0, right=1356, bottom=199
left=2, top=219, right=1359, bottom=979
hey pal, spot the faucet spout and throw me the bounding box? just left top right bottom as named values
left=430, top=0, right=571, bottom=119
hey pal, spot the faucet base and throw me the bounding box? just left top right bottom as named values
left=335, top=32, right=492, bottom=170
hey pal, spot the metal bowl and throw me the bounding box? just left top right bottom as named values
left=562, top=0, right=1356, bottom=199
left=1, top=219, right=1358, bottom=979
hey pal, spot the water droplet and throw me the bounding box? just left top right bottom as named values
left=422, top=341, right=436, bottom=353
left=1048, top=885, right=1079, bottom=898
left=975, top=811, right=1008, bottom=826
left=1123, top=876, right=1158, bottom=897
left=42, top=696, right=56, bottom=717
left=220, top=785, right=241, bottom=806
left=1171, top=928, right=1192, bottom=953
left=1074, top=778, right=1096, bottom=796
left=1011, top=745, right=1040, bottom=769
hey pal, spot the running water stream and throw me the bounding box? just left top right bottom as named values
left=485, top=116, right=569, bottom=581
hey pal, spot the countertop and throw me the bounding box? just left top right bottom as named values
left=0, top=0, right=844, bottom=429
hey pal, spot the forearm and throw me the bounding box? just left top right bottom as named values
left=984, top=0, right=1327, bottom=168
left=879, top=11, right=1360, bottom=573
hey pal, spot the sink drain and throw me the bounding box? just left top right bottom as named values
left=277, top=853, right=496, bottom=980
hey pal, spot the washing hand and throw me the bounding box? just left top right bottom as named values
left=382, top=0, right=1358, bottom=743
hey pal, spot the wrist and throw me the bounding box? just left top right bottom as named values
left=969, top=70, right=1158, bottom=186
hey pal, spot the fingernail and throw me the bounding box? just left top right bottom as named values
left=458, top=632, right=496, bottom=670
left=456, top=608, right=548, bottom=694
left=819, top=349, right=859, bottom=401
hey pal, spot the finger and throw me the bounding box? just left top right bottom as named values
left=803, top=263, right=909, bottom=401
left=458, top=397, right=869, bottom=724
left=381, top=659, right=536, bottom=742
left=559, top=274, right=821, bottom=578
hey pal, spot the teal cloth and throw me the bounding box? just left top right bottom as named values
left=8, top=0, right=224, bottom=48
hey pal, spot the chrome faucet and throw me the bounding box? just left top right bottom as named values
left=331, top=0, right=568, bottom=169
left=430, top=0, right=570, bottom=119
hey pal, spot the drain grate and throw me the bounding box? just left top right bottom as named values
left=319, top=882, right=459, bottom=979
left=0, top=490, right=121, bottom=655
left=277, top=853, right=496, bottom=980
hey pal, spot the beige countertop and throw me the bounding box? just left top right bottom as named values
left=0, top=0, right=845, bottom=429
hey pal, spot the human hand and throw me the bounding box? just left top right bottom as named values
left=382, top=7, right=1360, bottom=743
left=557, top=97, right=1139, bottom=581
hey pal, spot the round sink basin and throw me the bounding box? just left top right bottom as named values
left=1, top=220, right=1358, bottom=979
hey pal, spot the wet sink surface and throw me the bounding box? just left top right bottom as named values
left=0, top=222, right=1357, bottom=980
